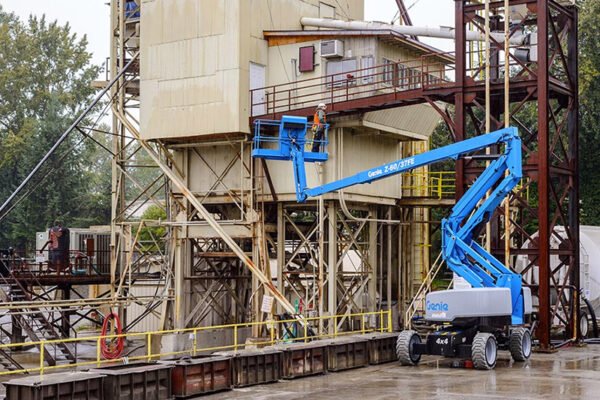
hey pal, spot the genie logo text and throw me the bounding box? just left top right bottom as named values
left=426, top=301, right=449, bottom=312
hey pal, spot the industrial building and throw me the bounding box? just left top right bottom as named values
left=0, top=0, right=593, bottom=399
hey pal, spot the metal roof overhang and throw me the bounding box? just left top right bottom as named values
left=263, top=29, right=455, bottom=64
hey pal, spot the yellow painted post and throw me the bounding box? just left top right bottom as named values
left=438, top=174, right=442, bottom=199
left=147, top=333, right=152, bottom=362
left=387, top=309, right=393, bottom=333
left=96, top=337, right=101, bottom=367
left=192, top=329, right=198, bottom=357
left=39, top=342, right=45, bottom=376
left=333, top=315, right=337, bottom=338
left=304, top=323, right=308, bottom=343
left=379, top=310, right=384, bottom=333
left=233, top=325, right=238, bottom=352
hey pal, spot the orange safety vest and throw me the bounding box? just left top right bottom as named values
left=313, top=110, right=326, bottom=128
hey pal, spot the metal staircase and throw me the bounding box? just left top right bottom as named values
left=0, top=272, right=75, bottom=367
left=0, top=348, right=25, bottom=372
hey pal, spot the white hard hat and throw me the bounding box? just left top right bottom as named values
left=318, top=103, right=327, bottom=109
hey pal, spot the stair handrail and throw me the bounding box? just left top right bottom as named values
left=404, top=251, right=446, bottom=329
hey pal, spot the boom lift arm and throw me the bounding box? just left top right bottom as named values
left=253, top=118, right=525, bottom=324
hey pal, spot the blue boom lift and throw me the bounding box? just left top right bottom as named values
left=252, top=115, right=532, bottom=370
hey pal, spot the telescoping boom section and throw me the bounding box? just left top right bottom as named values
left=252, top=117, right=525, bottom=324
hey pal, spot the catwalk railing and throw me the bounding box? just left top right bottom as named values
left=250, top=52, right=455, bottom=119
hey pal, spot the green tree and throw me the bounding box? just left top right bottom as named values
left=136, top=205, right=167, bottom=252
left=0, top=7, right=106, bottom=250
left=579, top=0, right=600, bottom=225
left=72, top=124, right=113, bottom=228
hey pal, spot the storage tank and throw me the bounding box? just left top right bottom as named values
left=514, top=225, right=600, bottom=336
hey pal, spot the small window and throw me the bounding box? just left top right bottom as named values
left=361, top=56, right=375, bottom=84
left=382, top=58, right=396, bottom=86
left=409, top=68, right=421, bottom=89
left=319, top=2, right=335, bottom=19
left=428, top=73, right=441, bottom=85
left=406, top=68, right=414, bottom=89
left=398, top=64, right=408, bottom=89
left=326, top=59, right=358, bottom=87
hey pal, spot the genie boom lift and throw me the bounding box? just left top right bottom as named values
left=252, top=115, right=532, bottom=370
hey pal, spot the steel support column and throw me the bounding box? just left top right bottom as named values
left=454, top=0, right=580, bottom=349
left=567, top=2, right=580, bottom=345
left=536, top=0, right=551, bottom=349
left=454, top=0, right=467, bottom=198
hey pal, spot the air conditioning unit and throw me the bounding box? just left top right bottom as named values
left=320, top=40, right=344, bottom=58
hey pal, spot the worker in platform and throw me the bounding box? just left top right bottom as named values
left=311, top=103, right=327, bottom=152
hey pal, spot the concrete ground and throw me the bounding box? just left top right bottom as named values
left=202, top=344, right=600, bottom=400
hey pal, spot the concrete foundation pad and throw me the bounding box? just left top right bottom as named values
left=199, top=344, right=600, bottom=399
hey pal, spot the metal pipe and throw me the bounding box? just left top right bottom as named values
left=300, top=17, right=526, bottom=45
left=317, top=164, right=325, bottom=333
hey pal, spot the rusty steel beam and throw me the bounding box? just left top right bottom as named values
left=454, top=0, right=466, bottom=199
left=568, top=0, right=580, bottom=343
left=464, top=0, right=534, bottom=12
left=536, top=0, right=551, bottom=350
left=394, top=0, right=418, bottom=41
left=250, top=88, right=454, bottom=124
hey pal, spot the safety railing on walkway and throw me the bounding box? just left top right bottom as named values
left=0, top=310, right=392, bottom=377
left=1, top=248, right=112, bottom=277
left=403, top=171, right=456, bottom=199
left=400, top=172, right=529, bottom=202
left=250, top=52, right=454, bottom=118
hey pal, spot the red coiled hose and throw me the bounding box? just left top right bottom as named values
left=100, top=312, right=124, bottom=359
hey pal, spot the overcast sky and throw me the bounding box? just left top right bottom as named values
left=1, top=0, right=455, bottom=68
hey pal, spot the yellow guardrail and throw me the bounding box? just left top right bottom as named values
left=402, top=172, right=530, bottom=202
left=403, top=171, right=456, bottom=199
left=0, top=310, right=392, bottom=377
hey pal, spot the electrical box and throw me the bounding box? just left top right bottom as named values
left=320, top=40, right=344, bottom=58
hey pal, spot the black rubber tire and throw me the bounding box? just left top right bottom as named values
left=397, top=330, right=421, bottom=366
left=580, top=310, right=590, bottom=339
left=582, top=297, right=599, bottom=338
left=509, top=327, right=532, bottom=362
left=472, top=332, right=497, bottom=370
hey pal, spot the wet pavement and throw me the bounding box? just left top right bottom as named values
left=201, top=344, right=600, bottom=400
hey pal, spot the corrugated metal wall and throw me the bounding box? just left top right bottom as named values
left=127, top=283, right=165, bottom=332
left=140, top=0, right=364, bottom=140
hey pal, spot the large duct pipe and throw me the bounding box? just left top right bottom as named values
left=300, top=17, right=526, bottom=46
